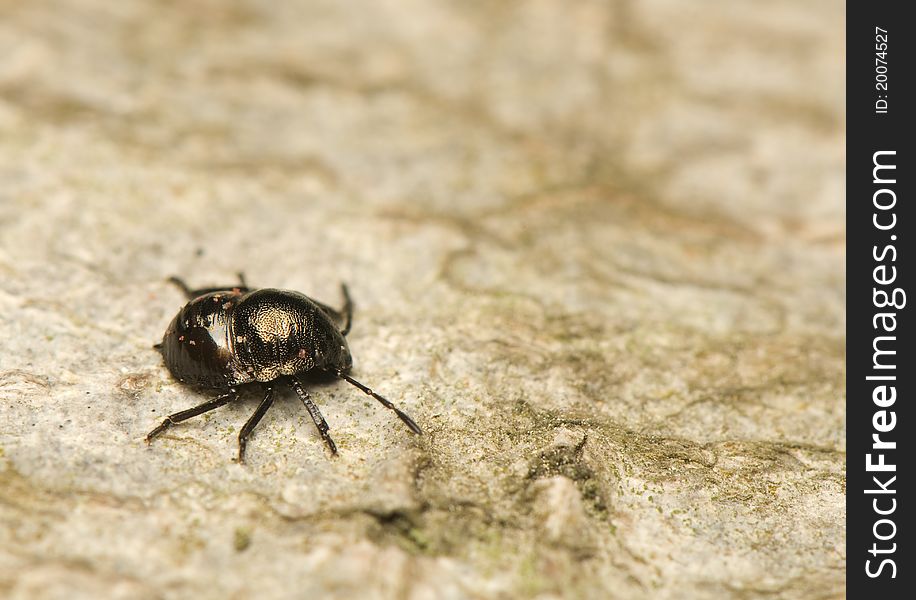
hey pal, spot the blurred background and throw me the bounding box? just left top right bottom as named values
left=0, top=1, right=844, bottom=599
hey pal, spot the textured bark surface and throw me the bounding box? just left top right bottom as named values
left=1, top=1, right=844, bottom=598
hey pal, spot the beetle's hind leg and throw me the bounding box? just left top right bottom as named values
left=237, top=383, right=275, bottom=463
left=146, top=388, right=239, bottom=443
left=288, top=377, right=338, bottom=455
left=311, top=284, right=353, bottom=336
left=167, top=273, right=251, bottom=300
left=167, top=276, right=196, bottom=299
left=335, top=371, right=422, bottom=435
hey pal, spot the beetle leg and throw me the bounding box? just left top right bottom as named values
left=310, top=284, right=353, bottom=336
left=335, top=371, right=422, bottom=435
left=237, top=384, right=275, bottom=463
left=167, top=276, right=196, bottom=299
left=145, top=388, right=239, bottom=443
left=288, top=377, right=338, bottom=455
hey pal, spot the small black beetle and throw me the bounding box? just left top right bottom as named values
left=146, top=274, right=421, bottom=461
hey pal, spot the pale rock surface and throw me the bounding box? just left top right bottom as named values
left=1, top=1, right=844, bottom=598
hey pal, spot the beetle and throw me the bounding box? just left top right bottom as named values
left=145, top=274, right=421, bottom=461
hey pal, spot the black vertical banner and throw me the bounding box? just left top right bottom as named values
left=848, top=2, right=913, bottom=597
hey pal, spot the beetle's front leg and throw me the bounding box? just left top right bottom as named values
left=237, top=383, right=275, bottom=463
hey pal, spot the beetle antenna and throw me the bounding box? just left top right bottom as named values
left=335, top=370, right=422, bottom=435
